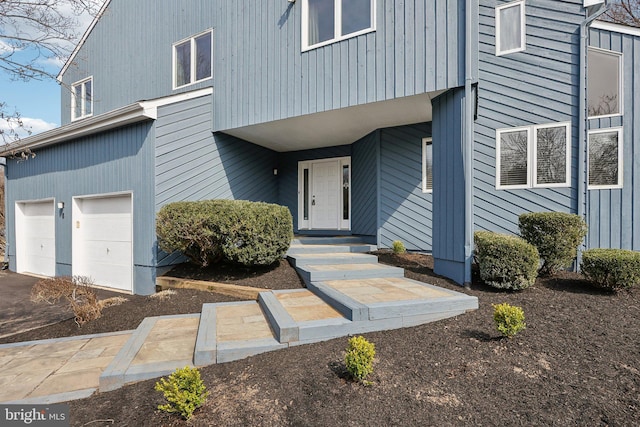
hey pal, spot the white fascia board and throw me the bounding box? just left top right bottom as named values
left=584, top=0, right=604, bottom=7
left=57, top=0, right=113, bottom=81
left=591, top=20, right=640, bottom=37
left=139, top=87, right=213, bottom=119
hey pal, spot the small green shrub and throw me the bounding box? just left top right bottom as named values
left=155, top=366, right=209, bottom=420
left=157, top=199, right=293, bottom=267
left=392, top=240, right=406, bottom=254
left=581, top=248, right=640, bottom=291
left=493, top=303, right=526, bottom=338
left=519, top=212, right=587, bottom=275
left=344, top=336, right=376, bottom=382
left=474, top=231, right=539, bottom=290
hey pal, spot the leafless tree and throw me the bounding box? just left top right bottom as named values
left=0, top=0, right=101, bottom=150
left=602, top=0, right=640, bottom=27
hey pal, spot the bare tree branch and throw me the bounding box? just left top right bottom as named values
left=602, top=0, right=640, bottom=27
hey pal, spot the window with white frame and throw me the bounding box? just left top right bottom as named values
left=303, top=0, right=375, bottom=51
left=588, top=47, right=622, bottom=118
left=496, top=0, right=526, bottom=56
left=422, top=138, right=433, bottom=193
left=588, top=128, right=623, bottom=189
left=173, top=30, right=212, bottom=89
left=496, top=122, right=571, bottom=189
left=71, top=77, right=93, bottom=121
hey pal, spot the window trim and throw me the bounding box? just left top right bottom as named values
left=422, top=137, right=433, bottom=193
left=495, top=0, right=526, bottom=56
left=496, top=122, right=571, bottom=190
left=301, top=0, right=376, bottom=52
left=71, top=77, right=93, bottom=121
left=587, top=46, right=623, bottom=120
left=172, top=29, right=213, bottom=90
left=587, top=127, right=623, bottom=190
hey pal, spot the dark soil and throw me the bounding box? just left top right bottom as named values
left=7, top=253, right=640, bottom=426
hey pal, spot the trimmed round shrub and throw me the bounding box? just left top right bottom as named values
left=474, top=231, right=539, bottom=290
left=344, top=336, right=376, bottom=382
left=580, top=248, right=640, bottom=291
left=493, top=303, right=526, bottom=338
left=157, top=200, right=293, bottom=267
left=519, top=212, right=587, bottom=276
left=392, top=240, right=406, bottom=254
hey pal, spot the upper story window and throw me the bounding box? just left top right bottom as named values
left=496, top=122, right=571, bottom=189
left=588, top=128, right=623, bottom=189
left=496, top=0, right=526, bottom=56
left=173, top=30, right=212, bottom=89
left=302, top=0, right=375, bottom=51
left=422, top=138, right=433, bottom=193
left=588, top=47, right=622, bottom=118
left=71, top=77, right=93, bottom=121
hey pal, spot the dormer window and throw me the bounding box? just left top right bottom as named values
left=302, top=0, right=375, bottom=51
left=71, top=77, right=93, bottom=121
left=173, top=30, right=213, bottom=89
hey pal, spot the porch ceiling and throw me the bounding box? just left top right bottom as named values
left=222, top=91, right=444, bottom=152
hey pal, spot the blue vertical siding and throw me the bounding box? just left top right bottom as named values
left=154, top=94, right=279, bottom=266
left=378, top=123, right=433, bottom=250
left=587, top=27, right=640, bottom=250
left=351, top=133, right=378, bottom=238
left=5, top=122, right=156, bottom=294
left=214, top=0, right=466, bottom=132
left=473, top=0, right=585, bottom=236
left=432, top=88, right=467, bottom=284
left=60, top=0, right=216, bottom=124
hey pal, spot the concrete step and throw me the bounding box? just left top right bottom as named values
left=288, top=252, right=379, bottom=268
left=287, top=243, right=377, bottom=255
left=292, top=236, right=372, bottom=245
left=295, top=263, right=404, bottom=286
left=194, top=301, right=286, bottom=365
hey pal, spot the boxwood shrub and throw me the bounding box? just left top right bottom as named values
left=474, top=231, right=539, bottom=290
left=519, top=212, right=587, bottom=276
left=157, top=200, right=293, bottom=267
left=580, top=248, right=640, bottom=291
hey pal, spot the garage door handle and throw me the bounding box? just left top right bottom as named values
left=106, top=248, right=110, bottom=254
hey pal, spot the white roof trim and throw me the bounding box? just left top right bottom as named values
left=592, top=20, right=640, bottom=37
left=0, top=87, right=213, bottom=155
left=57, top=0, right=113, bottom=81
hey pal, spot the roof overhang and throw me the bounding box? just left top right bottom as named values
left=0, top=88, right=213, bottom=156
left=223, top=91, right=445, bottom=152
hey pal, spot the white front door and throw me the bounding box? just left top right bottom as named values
left=15, top=200, right=56, bottom=277
left=299, top=157, right=350, bottom=230
left=73, top=194, right=133, bottom=292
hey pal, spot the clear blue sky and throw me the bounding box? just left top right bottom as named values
left=0, top=66, right=61, bottom=127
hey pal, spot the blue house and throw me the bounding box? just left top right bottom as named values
left=2, top=0, right=638, bottom=295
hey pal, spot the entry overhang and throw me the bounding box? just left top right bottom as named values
left=222, top=91, right=444, bottom=152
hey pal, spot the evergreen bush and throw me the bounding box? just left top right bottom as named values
left=155, top=366, right=209, bottom=420
left=581, top=248, right=640, bottom=291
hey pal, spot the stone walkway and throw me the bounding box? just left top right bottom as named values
left=0, top=237, right=478, bottom=404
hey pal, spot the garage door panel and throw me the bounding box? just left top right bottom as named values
left=24, top=237, right=55, bottom=259
left=73, top=195, right=133, bottom=292
left=16, top=201, right=56, bottom=277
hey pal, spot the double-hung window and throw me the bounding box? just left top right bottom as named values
left=71, top=77, right=93, bottom=121
left=303, top=0, right=375, bottom=51
left=496, top=122, right=571, bottom=189
left=587, top=47, right=622, bottom=118
left=422, top=138, right=433, bottom=193
left=588, top=128, right=623, bottom=189
left=173, top=30, right=213, bottom=89
left=496, top=0, right=526, bottom=56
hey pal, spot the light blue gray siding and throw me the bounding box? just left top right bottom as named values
left=473, top=0, right=585, bottom=236
left=432, top=88, right=467, bottom=284
left=587, top=27, right=640, bottom=250
left=214, top=0, right=466, bottom=132
left=154, top=94, right=279, bottom=267
left=5, top=122, right=156, bottom=294
left=378, top=123, right=433, bottom=250
left=60, top=0, right=216, bottom=124
left=351, top=133, right=378, bottom=238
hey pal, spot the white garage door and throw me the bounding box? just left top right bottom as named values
left=73, top=194, right=133, bottom=292
left=15, top=200, right=56, bottom=277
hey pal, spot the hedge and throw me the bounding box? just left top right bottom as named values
left=580, top=248, right=640, bottom=291
left=474, top=231, right=539, bottom=290
left=157, top=200, right=293, bottom=267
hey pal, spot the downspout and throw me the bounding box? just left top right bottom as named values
left=578, top=2, right=609, bottom=264
left=463, top=0, right=476, bottom=285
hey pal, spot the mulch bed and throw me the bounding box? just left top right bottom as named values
left=5, top=253, right=640, bottom=426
